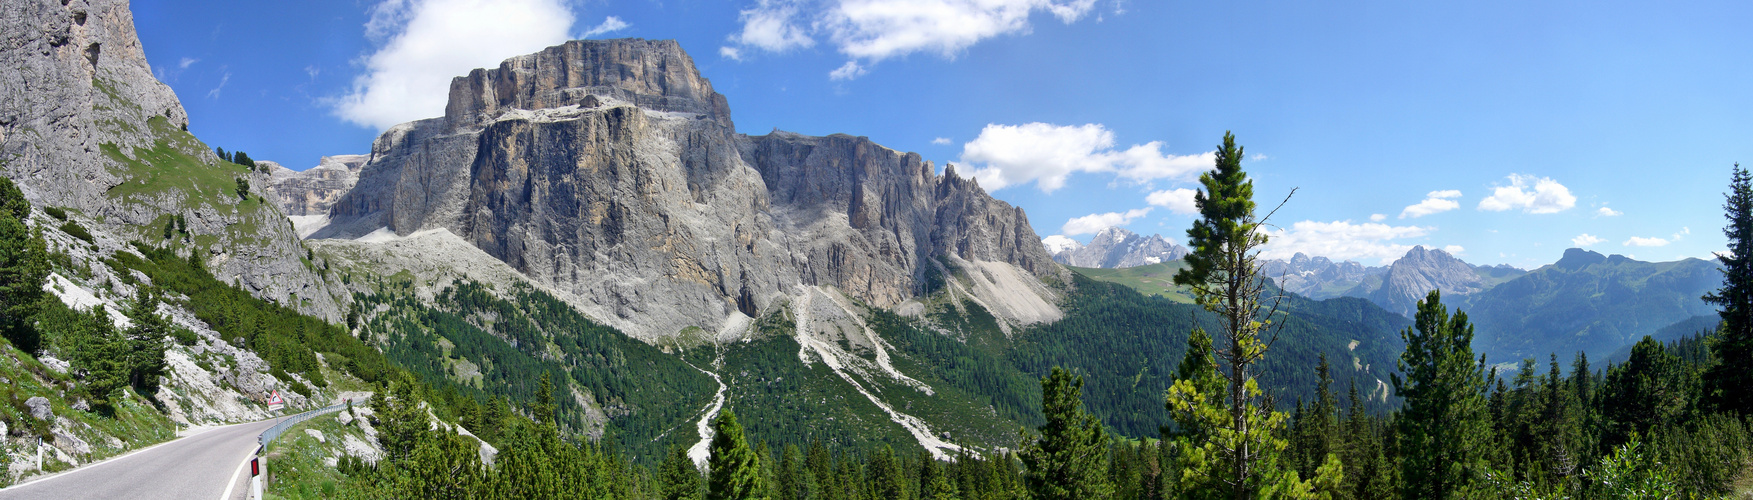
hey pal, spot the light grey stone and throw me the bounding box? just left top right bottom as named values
left=25, top=396, right=51, bottom=420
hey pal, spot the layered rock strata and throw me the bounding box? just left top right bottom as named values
left=311, top=39, right=1064, bottom=339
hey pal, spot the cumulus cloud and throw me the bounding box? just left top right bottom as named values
left=1597, top=205, right=1622, bottom=217
left=1145, top=188, right=1199, bottom=215
left=1399, top=190, right=1462, bottom=219
left=1477, top=174, right=1576, bottom=214
left=578, top=16, right=630, bottom=38
left=957, top=123, right=1211, bottom=192
left=334, top=0, right=576, bottom=130
left=1061, top=208, right=1152, bottom=236
left=1624, top=236, right=1670, bottom=247
left=1369, top=214, right=1386, bottom=222
left=727, top=0, right=1099, bottom=79
left=1259, top=220, right=1433, bottom=264
left=931, top=137, right=952, bottom=145
left=829, top=60, right=867, bottom=80
left=1572, top=234, right=1604, bottom=247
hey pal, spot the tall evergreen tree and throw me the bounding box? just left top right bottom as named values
left=1166, top=132, right=1329, bottom=499
left=125, top=288, right=169, bottom=394
left=1022, top=367, right=1112, bottom=500
left=1600, top=336, right=1693, bottom=449
left=0, top=177, right=47, bottom=353
left=660, top=445, right=705, bottom=500
left=708, top=409, right=765, bottom=500
left=1705, top=163, right=1753, bottom=416
left=1392, top=290, right=1492, bottom=499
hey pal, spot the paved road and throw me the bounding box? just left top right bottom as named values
left=0, top=419, right=275, bottom=500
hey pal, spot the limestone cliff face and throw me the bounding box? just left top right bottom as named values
left=1048, top=227, right=1189, bottom=269
left=266, top=155, right=370, bottom=217
left=315, top=38, right=1064, bottom=339
left=1, top=0, right=343, bottom=321
left=1370, top=246, right=1486, bottom=318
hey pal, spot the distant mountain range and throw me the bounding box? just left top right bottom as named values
left=1043, top=227, right=1188, bottom=268
left=1052, top=230, right=1724, bottom=366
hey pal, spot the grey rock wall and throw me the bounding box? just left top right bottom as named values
left=315, top=38, right=1064, bottom=339
left=1, top=0, right=344, bottom=322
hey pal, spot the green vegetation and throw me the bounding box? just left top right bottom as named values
left=1706, top=162, right=1753, bottom=416
left=1064, top=260, right=1194, bottom=303
left=105, top=244, right=395, bottom=390
left=0, top=177, right=49, bottom=353
left=353, top=278, right=712, bottom=460
left=1020, top=367, right=1111, bottom=500
left=1393, top=291, right=1492, bottom=498
left=707, top=410, right=765, bottom=500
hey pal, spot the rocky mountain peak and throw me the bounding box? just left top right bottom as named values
left=1555, top=247, right=1608, bottom=270
left=444, top=38, right=732, bottom=130
left=302, top=38, right=1065, bottom=339
left=1045, top=227, right=1189, bottom=268
left=1370, top=245, right=1487, bottom=317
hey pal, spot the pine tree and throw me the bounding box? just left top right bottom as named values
left=1392, top=290, right=1492, bottom=499
left=1166, top=132, right=1326, bottom=500
left=1021, top=366, right=1112, bottom=500
left=72, top=305, right=129, bottom=410
left=0, top=177, right=47, bottom=353
left=708, top=409, right=765, bottom=500
left=661, top=445, right=705, bottom=500
left=1706, top=163, right=1753, bottom=416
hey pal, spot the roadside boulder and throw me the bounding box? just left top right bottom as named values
left=26, top=397, right=51, bottom=420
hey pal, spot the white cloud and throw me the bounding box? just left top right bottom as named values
left=720, top=46, right=744, bottom=61
left=931, top=137, right=952, bottom=145
left=829, top=60, right=867, bottom=80
left=1061, top=208, right=1152, bottom=236
left=730, top=0, right=815, bottom=52
left=1596, top=205, right=1622, bottom=217
left=728, top=0, right=1099, bottom=79
left=1259, top=220, right=1433, bottom=264
left=334, top=0, right=576, bottom=130
left=1572, top=234, right=1604, bottom=247
left=958, top=123, right=1211, bottom=192
left=1624, top=236, right=1670, bottom=247
left=1477, top=174, right=1577, bottom=214
left=178, top=57, right=200, bottom=69
left=1145, top=188, right=1199, bottom=215
left=1399, top=190, right=1462, bottom=219
left=1443, top=245, right=1466, bottom=255
left=304, top=65, right=321, bottom=81
left=1369, top=214, right=1386, bottom=222
left=578, top=16, right=630, bottom=38
left=206, top=70, right=231, bottom=99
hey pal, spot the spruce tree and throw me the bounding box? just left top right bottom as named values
left=661, top=444, right=705, bottom=500
left=708, top=409, right=765, bottom=500
left=1392, top=290, right=1492, bottom=499
left=125, top=288, right=169, bottom=394
left=1021, top=366, right=1112, bottom=500
left=1705, top=163, right=1753, bottom=416
left=0, top=177, right=47, bottom=353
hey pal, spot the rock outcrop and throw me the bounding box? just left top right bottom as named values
left=1045, top=227, right=1189, bottom=268
left=1, top=0, right=343, bottom=321
left=310, top=39, right=1065, bottom=339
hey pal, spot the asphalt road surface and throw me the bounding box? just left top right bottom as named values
left=0, top=419, right=276, bottom=500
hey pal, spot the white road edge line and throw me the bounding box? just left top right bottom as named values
left=219, top=443, right=257, bottom=500
left=3, top=424, right=220, bottom=491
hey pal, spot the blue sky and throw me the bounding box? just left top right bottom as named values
left=132, top=0, right=1751, bottom=268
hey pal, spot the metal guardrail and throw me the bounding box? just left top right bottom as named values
left=257, top=402, right=352, bottom=449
